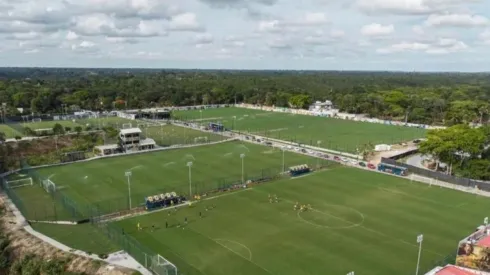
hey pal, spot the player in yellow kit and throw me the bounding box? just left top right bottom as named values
left=137, top=222, right=141, bottom=231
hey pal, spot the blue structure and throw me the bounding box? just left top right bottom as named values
left=145, top=192, right=186, bottom=211
left=209, top=122, right=224, bottom=132
left=377, top=163, right=408, bottom=176
left=289, top=164, right=311, bottom=177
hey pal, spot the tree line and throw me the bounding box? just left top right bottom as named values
left=419, top=125, right=490, bottom=181
left=0, top=68, right=489, bottom=126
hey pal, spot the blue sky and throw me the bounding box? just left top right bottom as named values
left=0, top=0, right=489, bottom=71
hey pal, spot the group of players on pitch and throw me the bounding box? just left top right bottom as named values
left=135, top=194, right=312, bottom=232
left=268, top=194, right=311, bottom=212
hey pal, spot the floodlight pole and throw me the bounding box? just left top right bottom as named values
left=416, top=234, right=423, bottom=275
left=200, top=110, right=203, bottom=128
left=282, top=148, right=285, bottom=173
left=125, top=171, right=132, bottom=209
left=240, top=154, right=245, bottom=184
left=187, top=162, right=193, bottom=198
left=317, top=141, right=321, bottom=168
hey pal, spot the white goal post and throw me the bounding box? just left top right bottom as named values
left=41, top=179, right=57, bottom=193
left=5, top=178, right=33, bottom=189
left=32, top=118, right=42, bottom=123
left=150, top=254, right=178, bottom=275
left=122, top=123, right=133, bottom=129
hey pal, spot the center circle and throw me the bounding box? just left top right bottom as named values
left=297, top=204, right=365, bottom=229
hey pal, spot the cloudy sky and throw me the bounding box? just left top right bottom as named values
left=0, top=0, right=489, bottom=71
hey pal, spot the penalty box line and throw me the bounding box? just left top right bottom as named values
left=251, top=188, right=444, bottom=257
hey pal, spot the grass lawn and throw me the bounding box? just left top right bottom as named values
left=9, top=141, right=322, bottom=221
left=174, top=107, right=426, bottom=153
left=116, top=168, right=490, bottom=275
left=76, top=116, right=135, bottom=129
left=30, top=223, right=118, bottom=255
left=0, top=124, right=22, bottom=139
left=143, top=124, right=226, bottom=146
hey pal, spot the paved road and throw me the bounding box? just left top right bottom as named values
left=405, top=154, right=427, bottom=169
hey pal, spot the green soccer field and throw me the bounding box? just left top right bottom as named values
left=0, top=124, right=22, bottom=138
left=116, top=168, right=490, bottom=275
left=143, top=124, right=226, bottom=146
left=10, top=141, right=322, bottom=221
left=174, top=107, right=426, bottom=153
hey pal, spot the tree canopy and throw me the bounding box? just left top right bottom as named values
left=0, top=68, right=489, bottom=126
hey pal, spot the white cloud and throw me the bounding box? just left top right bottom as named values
left=258, top=20, right=282, bottom=32
left=377, top=38, right=468, bottom=54
left=356, top=0, right=480, bottom=15
left=194, top=33, right=213, bottom=45
left=480, top=29, right=490, bottom=42
left=299, top=12, right=328, bottom=26
left=168, top=12, right=204, bottom=32
left=79, top=40, right=95, bottom=48
left=361, top=23, right=395, bottom=36
left=66, top=31, right=79, bottom=41
left=425, top=13, right=490, bottom=27
left=7, top=31, right=41, bottom=40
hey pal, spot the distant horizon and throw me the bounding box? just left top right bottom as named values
left=1, top=66, right=489, bottom=74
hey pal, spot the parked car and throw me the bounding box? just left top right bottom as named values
left=341, top=157, right=349, bottom=162
left=322, top=154, right=330, bottom=159
left=358, top=161, right=366, bottom=167
left=367, top=163, right=376, bottom=169
left=334, top=156, right=341, bottom=161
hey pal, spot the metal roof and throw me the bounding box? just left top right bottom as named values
left=120, top=128, right=142, bottom=135
left=95, top=144, right=119, bottom=150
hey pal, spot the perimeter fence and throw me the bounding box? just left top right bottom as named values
left=0, top=153, right=331, bottom=274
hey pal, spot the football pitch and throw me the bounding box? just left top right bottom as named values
left=10, top=141, right=321, bottom=221
left=174, top=107, right=426, bottom=153
left=117, top=168, right=490, bottom=275
left=0, top=116, right=135, bottom=138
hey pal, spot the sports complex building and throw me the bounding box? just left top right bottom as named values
left=2, top=104, right=490, bottom=275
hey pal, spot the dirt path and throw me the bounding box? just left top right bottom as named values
left=0, top=195, right=135, bottom=275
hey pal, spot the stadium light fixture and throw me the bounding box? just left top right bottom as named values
left=240, top=154, right=245, bottom=184
left=125, top=171, right=132, bottom=209
left=415, top=234, right=424, bottom=275
left=187, top=162, right=193, bottom=198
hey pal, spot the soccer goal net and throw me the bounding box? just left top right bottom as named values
left=150, top=254, right=178, bottom=275
left=5, top=177, right=33, bottom=189
left=41, top=179, right=56, bottom=193
left=194, top=136, right=208, bottom=143
left=32, top=118, right=42, bottom=123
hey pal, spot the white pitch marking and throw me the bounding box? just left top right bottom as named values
left=215, top=239, right=253, bottom=261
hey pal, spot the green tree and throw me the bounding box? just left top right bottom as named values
left=0, top=132, right=5, bottom=143
left=74, top=126, right=83, bottom=135
left=52, top=123, right=65, bottom=135
left=288, top=94, right=312, bottom=109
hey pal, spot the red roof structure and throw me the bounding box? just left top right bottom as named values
left=477, top=235, right=490, bottom=247
left=432, top=265, right=486, bottom=275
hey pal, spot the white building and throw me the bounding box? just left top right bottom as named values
left=309, top=100, right=334, bottom=111
left=119, top=127, right=156, bottom=152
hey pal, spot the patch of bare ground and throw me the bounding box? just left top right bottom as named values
left=367, top=141, right=418, bottom=165
left=0, top=197, right=134, bottom=275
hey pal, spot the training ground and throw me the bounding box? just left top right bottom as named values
left=3, top=118, right=486, bottom=275
left=174, top=107, right=426, bottom=153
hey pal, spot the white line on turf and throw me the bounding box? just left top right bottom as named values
left=201, top=188, right=253, bottom=202
left=188, top=227, right=273, bottom=274
left=252, top=189, right=444, bottom=257
left=214, top=239, right=253, bottom=261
